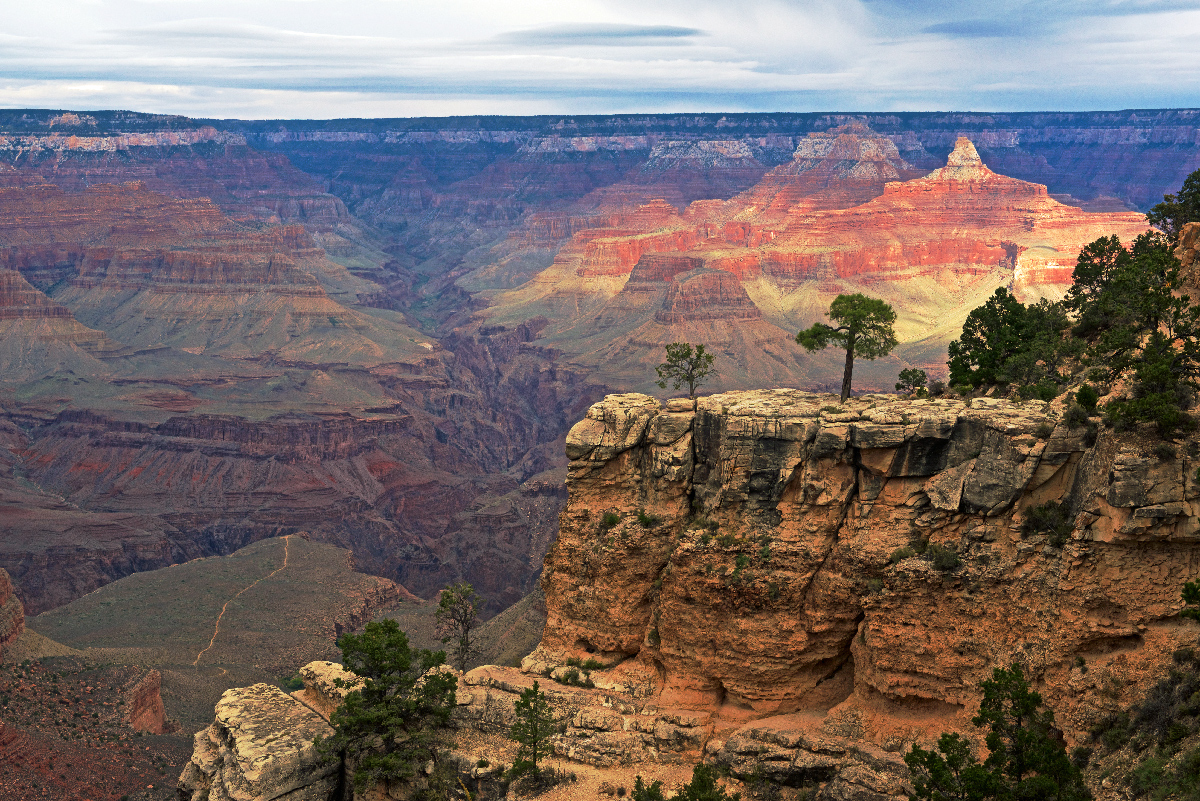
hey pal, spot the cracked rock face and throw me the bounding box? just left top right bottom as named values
left=537, top=390, right=1200, bottom=737
left=178, top=682, right=337, bottom=801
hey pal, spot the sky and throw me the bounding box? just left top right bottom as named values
left=2, top=0, right=1200, bottom=119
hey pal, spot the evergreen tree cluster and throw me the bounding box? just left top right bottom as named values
left=947, top=168, right=1200, bottom=436
left=906, top=665, right=1090, bottom=801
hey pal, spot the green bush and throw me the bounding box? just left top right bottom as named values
left=632, top=776, right=667, bottom=801
left=889, top=546, right=917, bottom=564
left=1064, top=404, right=1090, bottom=428
left=1153, top=442, right=1178, bottom=460
left=599, top=511, right=621, bottom=531
left=676, top=764, right=741, bottom=801
left=1035, top=421, right=1054, bottom=439
left=1022, top=501, right=1073, bottom=548
left=1076, top=383, right=1100, bottom=411
left=926, top=543, right=961, bottom=572
left=636, top=509, right=662, bottom=527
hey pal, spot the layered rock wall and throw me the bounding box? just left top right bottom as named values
left=537, top=391, right=1200, bottom=740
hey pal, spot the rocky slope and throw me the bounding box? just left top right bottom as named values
left=178, top=389, right=1200, bottom=801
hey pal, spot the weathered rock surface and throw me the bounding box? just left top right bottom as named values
left=531, top=389, right=1200, bottom=793
left=123, top=669, right=171, bottom=734
left=178, top=682, right=337, bottom=801
left=0, top=567, right=24, bottom=654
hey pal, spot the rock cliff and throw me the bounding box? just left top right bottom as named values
left=0, top=567, right=24, bottom=654
left=525, top=390, right=1200, bottom=791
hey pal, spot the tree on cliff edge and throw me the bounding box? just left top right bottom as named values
left=797, top=294, right=897, bottom=404
left=316, top=619, right=457, bottom=795
left=435, top=581, right=483, bottom=671
left=656, top=342, right=717, bottom=399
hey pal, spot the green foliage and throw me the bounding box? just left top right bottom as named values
left=316, top=619, right=457, bottom=792
left=1034, top=422, right=1054, bottom=439
left=890, top=546, right=917, bottom=564
left=1148, top=167, right=1200, bottom=241
left=554, top=666, right=595, bottom=688
left=656, top=342, right=717, bottom=399
left=636, top=509, right=662, bottom=527
left=907, top=664, right=1090, bottom=801
left=1019, top=377, right=1061, bottom=402
left=509, top=680, right=556, bottom=778
left=435, top=581, right=484, bottom=672
left=565, top=656, right=606, bottom=671
left=897, top=368, right=929, bottom=395
left=675, top=764, right=741, bottom=801
left=926, top=543, right=962, bottom=572
left=1153, top=442, right=1178, bottom=460
left=633, top=776, right=667, bottom=801
left=1022, top=502, right=1073, bottom=548
left=1076, top=384, right=1100, bottom=411
left=948, top=289, right=1073, bottom=390
left=599, top=511, right=621, bottom=532
left=797, top=293, right=898, bottom=403
left=1064, top=404, right=1091, bottom=429
left=280, top=672, right=304, bottom=692
left=1183, top=581, right=1200, bottom=621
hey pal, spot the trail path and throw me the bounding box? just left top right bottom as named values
left=193, top=536, right=291, bottom=667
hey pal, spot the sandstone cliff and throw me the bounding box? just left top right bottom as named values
left=523, top=390, right=1200, bottom=792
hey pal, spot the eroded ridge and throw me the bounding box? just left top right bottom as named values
left=193, top=535, right=291, bottom=667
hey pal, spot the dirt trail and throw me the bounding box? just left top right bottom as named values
left=193, top=536, right=291, bottom=666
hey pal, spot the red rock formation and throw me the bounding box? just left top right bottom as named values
left=654, top=269, right=763, bottom=324
left=0, top=567, right=24, bottom=652
left=122, top=670, right=168, bottom=734
left=534, top=391, right=1200, bottom=765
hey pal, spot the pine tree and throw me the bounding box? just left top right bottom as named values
left=316, top=619, right=457, bottom=793
left=509, top=680, right=556, bottom=778
left=434, top=581, right=483, bottom=672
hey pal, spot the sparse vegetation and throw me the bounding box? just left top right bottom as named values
left=599, top=511, right=621, bottom=532
left=636, top=509, right=662, bottom=527
left=1022, top=501, right=1074, bottom=548
left=656, top=342, right=718, bottom=399
left=926, top=543, right=962, bottom=572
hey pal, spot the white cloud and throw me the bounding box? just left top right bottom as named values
left=0, top=0, right=1197, bottom=117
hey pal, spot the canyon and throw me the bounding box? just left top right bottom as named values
left=0, top=109, right=1198, bottom=798
left=178, top=386, right=1200, bottom=800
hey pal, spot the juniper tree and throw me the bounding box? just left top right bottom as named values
left=656, top=342, right=717, bottom=399
left=434, top=581, right=483, bottom=671
left=509, top=680, right=555, bottom=778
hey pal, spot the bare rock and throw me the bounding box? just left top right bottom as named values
left=178, top=683, right=336, bottom=801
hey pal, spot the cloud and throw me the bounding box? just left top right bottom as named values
left=0, top=0, right=1198, bottom=117
left=497, top=23, right=704, bottom=46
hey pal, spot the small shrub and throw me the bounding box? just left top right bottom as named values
left=676, top=764, right=741, bottom=801
left=1175, top=648, right=1197, bottom=665
left=929, top=380, right=947, bottom=397
left=1153, top=442, right=1178, bottom=460
left=767, top=582, right=780, bottom=601
left=636, top=509, right=662, bottom=527
left=599, top=512, right=621, bottom=531
left=1091, top=711, right=1131, bottom=751
left=1076, top=383, right=1100, bottom=411
left=617, top=788, right=626, bottom=798
left=632, top=776, right=667, bottom=801
left=716, top=533, right=736, bottom=547
left=555, top=667, right=594, bottom=688
left=1019, top=378, right=1060, bottom=401
left=866, top=578, right=884, bottom=594
left=820, top=405, right=842, bottom=414
left=1035, top=421, right=1054, bottom=439
left=477, top=758, right=490, bottom=768
left=889, top=546, right=917, bottom=564
left=648, top=627, right=660, bottom=646
left=1071, top=746, right=1092, bottom=769
left=926, top=543, right=961, bottom=571
left=1063, top=404, right=1090, bottom=428
left=280, top=672, right=304, bottom=692
left=1022, top=501, right=1073, bottom=548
